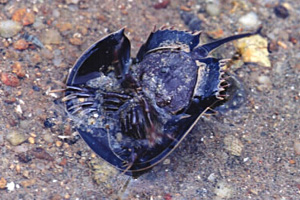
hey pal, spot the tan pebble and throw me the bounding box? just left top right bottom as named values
left=249, top=188, right=258, bottom=195
left=41, top=29, right=62, bottom=45
left=6, top=130, right=27, bottom=146
left=28, top=137, right=35, bottom=144
left=235, top=35, right=271, bottom=67
left=69, top=37, right=83, bottom=46
left=3, top=39, right=10, bottom=47
left=277, top=40, right=287, bottom=49
left=64, top=193, right=70, bottom=199
left=35, top=72, right=42, bottom=77
left=30, top=52, right=41, bottom=64
left=55, top=140, right=62, bottom=147
left=30, top=133, right=37, bottom=137
left=56, top=22, right=73, bottom=32
left=9, top=164, right=15, bottom=170
left=43, top=134, right=53, bottom=143
left=0, top=177, right=7, bottom=189
left=22, top=170, right=30, bottom=178
left=50, top=194, right=62, bottom=200
left=64, top=142, right=70, bottom=148
left=13, top=39, right=29, bottom=50
left=76, top=25, right=88, bottom=35
left=11, top=61, right=26, bottom=78
left=224, top=135, right=244, bottom=156
left=15, top=164, right=21, bottom=174
left=20, top=179, right=36, bottom=188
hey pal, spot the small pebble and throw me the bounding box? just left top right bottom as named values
left=274, top=4, right=289, bottom=19
left=15, top=164, right=21, bottom=174
left=28, top=137, right=35, bottom=144
left=43, top=133, right=54, bottom=143
left=224, top=135, right=243, bottom=156
left=1, top=72, right=20, bottom=87
left=64, top=193, right=71, bottom=199
left=69, top=37, right=84, bottom=45
left=256, top=75, right=272, bottom=91
left=205, top=0, right=220, bottom=16
left=13, top=39, right=29, bottom=50
left=214, top=180, right=233, bottom=198
left=12, top=8, right=35, bottom=26
left=44, top=118, right=55, bottom=128
left=59, top=157, right=67, bottom=166
left=6, top=181, right=15, bottom=192
left=0, top=177, right=7, bottom=189
left=56, top=22, right=73, bottom=33
left=294, top=140, right=300, bottom=155
left=20, top=179, right=36, bottom=188
left=30, top=147, right=54, bottom=161
left=238, top=12, right=261, bottom=30
left=41, top=48, right=54, bottom=60
left=0, top=20, right=22, bottom=38
left=19, top=120, right=32, bottom=129
left=89, top=159, right=118, bottom=185
left=32, top=85, right=40, bottom=92
left=11, top=61, right=26, bottom=78
left=56, top=140, right=63, bottom=147
left=32, top=17, right=45, bottom=29
left=6, top=130, right=28, bottom=146
left=180, top=11, right=202, bottom=31
left=163, top=158, right=170, bottom=165
left=52, top=9, right=60, bottom=18
left=207, top=173, right=216, bottom=183
left=22, top=170, right=30, bottom=178
left=289, top=159, right=296, bottom=164
left=41, top=29, right=62, bottom=45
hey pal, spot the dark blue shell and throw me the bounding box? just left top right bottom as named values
left=64, top=28, right=258, bottom=175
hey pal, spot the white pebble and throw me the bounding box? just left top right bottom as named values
left=238, top=12, right=261, bottom=30
left=206, top=0, right=221, bottom=16
left=214, top=180, right=233, bottom=198
left=0, top=20, right=22, bottom=38
left=7, top=182, right=15, bottom=192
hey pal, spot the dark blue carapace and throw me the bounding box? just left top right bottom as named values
left=63, top=27, right=258, bottom=176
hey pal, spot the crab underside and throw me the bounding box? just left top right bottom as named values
left=63, top=27, right=258, bottom=175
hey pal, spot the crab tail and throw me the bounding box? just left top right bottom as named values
left=193, top=26, right=262, bottom=58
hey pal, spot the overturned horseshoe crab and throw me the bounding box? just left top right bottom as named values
left=63, top=27, right=260, bottom=176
